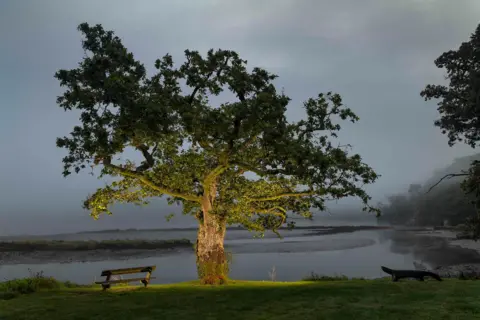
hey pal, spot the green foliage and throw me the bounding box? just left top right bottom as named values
left=421, top=23, right=480, bottom=237
left=0, top=270, right=81, bottom=300
left=165, top=213, right=175, bottom=222
left=55, top=23, right=379, bottom=236
left=420, top=23, right=480, bottom=148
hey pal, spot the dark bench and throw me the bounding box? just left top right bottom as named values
left=381, top=266, right=442, bottom=282
left=95, top=265, right=156, bottom=290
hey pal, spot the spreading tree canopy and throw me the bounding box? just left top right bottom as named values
left=56, top=23, right=379, bottom=283
left=421, top=23, right=480, bottom=238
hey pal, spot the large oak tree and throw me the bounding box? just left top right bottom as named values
left=421, top=23, right=480, bottom=238
left=55, top=23, right=379, bottom=283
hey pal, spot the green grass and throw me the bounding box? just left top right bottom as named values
left=0, top=239, right=192, bottom=252
left=2, top=278, right=480, bottom=319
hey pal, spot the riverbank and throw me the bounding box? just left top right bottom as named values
left=403, top=228, right=480, bottom=278
left=1, top=278, right=479, bottom=319
left=0, top=239, right=193, bottom=265
left=0, top=239, right=192, bottom=252
left=0, top=225, right=391, bottom=241
left=0, top=226, right=389, bottom=265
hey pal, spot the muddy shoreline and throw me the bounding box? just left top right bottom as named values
left=0, top=226, right=390, bottom=265
left=408, top=229, right=480, bottom=253
left=0, top=239, right=193, bottom=265
left=0, top=239, right=192, bottom=252
left=0, top=225, right=391, bottom=241
left=0, top=247, right=193, bottom=265
left=401, top=228, right=480, bottom=278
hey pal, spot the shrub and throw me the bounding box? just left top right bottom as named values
left=0, top=269, right=82, bottom=300
left=458, top=272, right=480, bottom=280
left=302, top=272, right=366, bottom=281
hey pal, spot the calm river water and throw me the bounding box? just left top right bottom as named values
left=1, top=228, right=480, bottom=284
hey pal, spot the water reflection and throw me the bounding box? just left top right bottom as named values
left=384, top=230, right=480, bottom=267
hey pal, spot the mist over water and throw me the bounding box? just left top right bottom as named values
left=1, top=0, right=479, bottom=237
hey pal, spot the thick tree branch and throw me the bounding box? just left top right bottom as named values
left=102, top=157, right=202, bottom=203
left=231, top=162, right=265, bottom=176
left=324, top=171, right=346, bottom=194
left=228, top=116, right=243, bottom=152
left=426, top=172, right=469, bottom=193
left=135, top=144, right=155, bottom=172
left=233, top=135, right=258, bottom=156
left=231, top=161, right=285, bottom=177
left=227, top=87, right=249, bottom=152
left=247, top=192, right=314, bottom=202
left=188, top=87, right=201, bottom=105
left=151, top=143, right=158, bottom=156
left=255, top=206, right=287, bottom=215
left=203, top=159, right=230, bottom=197
left=237, top=90, right=246, bottom=102
left=188, top=56, right=231, bottom=104
left=196, top=140, right=213, bottom=152
left=255, top=206, right=287, bottom=237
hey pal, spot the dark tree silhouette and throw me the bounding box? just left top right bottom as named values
left=421, top=23, right=480, bottom=239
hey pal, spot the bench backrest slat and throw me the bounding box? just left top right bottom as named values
left=100, top=266, right=156, bottom=276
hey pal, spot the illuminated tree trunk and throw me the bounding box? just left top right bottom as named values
left=196, top=194, right=228, bottom=284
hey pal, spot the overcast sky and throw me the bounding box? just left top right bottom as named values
left=0, top=0, right=479, bottom=235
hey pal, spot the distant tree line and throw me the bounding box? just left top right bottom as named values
left=378, top=181, right=476, bottom=227
left=378, top=155, right=479, bottom=227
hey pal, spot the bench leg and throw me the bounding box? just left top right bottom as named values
left=141, top=271, right=152, bottom=288
left=102, top=274, right=111, bottom=291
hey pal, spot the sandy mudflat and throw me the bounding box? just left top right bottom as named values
left=413, top=229, right=457, bottom=239
left=0, top=226, right=386, bottom=265
left=412, top=229, right=480, bottom=254
left=0, top=247, right=192, bottom=265
left=0, top=238, right=378, bottom=265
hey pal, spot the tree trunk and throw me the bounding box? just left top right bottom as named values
left=196, top=199, right=228, bottom=285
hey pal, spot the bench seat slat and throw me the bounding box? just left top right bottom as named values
left=95, top=277, right=156, bottom=285
left=100, top=266, right=156, bottom=276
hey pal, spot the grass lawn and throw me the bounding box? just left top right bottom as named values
left=1, top=280, right=480, bottom=320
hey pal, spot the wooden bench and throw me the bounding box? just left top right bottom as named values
left=95, top=265, right=156, bottom=290
left=381, top=266, right=442, bottom=282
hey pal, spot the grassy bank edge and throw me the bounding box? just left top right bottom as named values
left=0, top=271, right=380, bottom=301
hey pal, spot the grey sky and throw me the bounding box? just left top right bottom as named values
left=0, top=0, right=478, bottom=235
